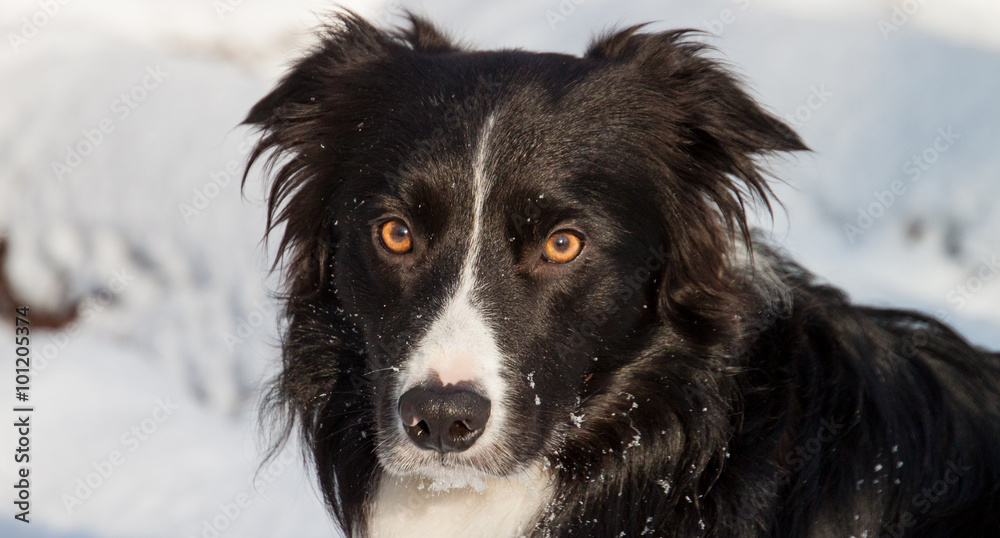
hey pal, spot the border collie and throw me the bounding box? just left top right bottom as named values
left=244, top=12, right=1000, bottom=538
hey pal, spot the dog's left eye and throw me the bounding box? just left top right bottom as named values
left=379, top=219, right=413, bottom=254
left=543, top=230, right=584, bottom=263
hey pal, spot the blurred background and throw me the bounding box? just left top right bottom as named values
left=0, top=0, right=998, bottom=536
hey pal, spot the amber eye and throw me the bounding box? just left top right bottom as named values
left=543, top=230, right=583, bottom=263
left=379, top=219, right=412, bottom=254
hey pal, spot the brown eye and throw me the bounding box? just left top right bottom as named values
left=379, top=219, right=412, bottom=254
left=543, top=231, right=583, bottom=263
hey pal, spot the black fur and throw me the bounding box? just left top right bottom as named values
left=244, top=12, right=1000, bottom=537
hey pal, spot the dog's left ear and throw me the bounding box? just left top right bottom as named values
left=588, top=28, right=807, bottom=349
left=586, top=27, right=807, bottom=229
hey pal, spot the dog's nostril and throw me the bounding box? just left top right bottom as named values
left=415, top=420, right=430, bottom=437
left=449, top=420, right=472, bottom=441
left=398, top=385, right=491, bottom=454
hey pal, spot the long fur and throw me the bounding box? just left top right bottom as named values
left=244, top=12, right=1000, bottom=537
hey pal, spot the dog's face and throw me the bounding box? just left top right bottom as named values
left=247, top=14, right=804, bottom=487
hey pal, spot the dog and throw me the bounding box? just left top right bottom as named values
left=243, top=12, right=1000, bottom=538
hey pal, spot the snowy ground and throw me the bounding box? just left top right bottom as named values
left=1, top=1, right=998, bottom=537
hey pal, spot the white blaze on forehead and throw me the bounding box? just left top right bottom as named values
left=399, top=114, right=503, bottom=403
left=405, top=298, right=504, bottom=393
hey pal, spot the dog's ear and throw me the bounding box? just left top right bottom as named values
left=245, top=12, right=457, bottom=126
left=397, top=11, right=461, bottom=53
left=243, top=12, right=458, bottom=293
left=588, top=28, right=807, bottom=349
left=245, top=13, right=390, bottom=127
left=586, top=27, right=807, bottom=234
left=242, top=12, right=394, bottom=281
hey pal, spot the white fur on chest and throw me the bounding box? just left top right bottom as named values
left=368, top=465, right=554, bottom=538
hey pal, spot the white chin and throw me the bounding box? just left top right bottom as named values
left=385, top=461, right=493, bottom=491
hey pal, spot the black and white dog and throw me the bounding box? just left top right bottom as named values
left=244, top=12, right=1000, bottom=538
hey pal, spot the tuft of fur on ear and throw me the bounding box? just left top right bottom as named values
left=242, top=11, right=459, bottom=291
left=396, top=11, right=461, bottom=53
left=245, top=13, right=390, bottom=125
left=588, top=27, right=807, bottom=350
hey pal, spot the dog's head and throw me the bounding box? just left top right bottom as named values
left=246, top=10, right=804, bottom=514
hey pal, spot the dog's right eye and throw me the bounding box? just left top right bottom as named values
left=379, top=219, right=413, bottom=254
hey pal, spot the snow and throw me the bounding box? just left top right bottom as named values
left=755, top=0, right=1000, bottom=52
left=1, top=1, right=998, bottom=537
left=0, top=336, right=336, bottom=537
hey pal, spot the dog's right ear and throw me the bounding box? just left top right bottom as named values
left=243, top=13, right=392, bottom=127
left=242, top=12, right=458, bottom=284
left=242, top=12, right=396, bottom=262
left=244, top=11, right=458, bottom=126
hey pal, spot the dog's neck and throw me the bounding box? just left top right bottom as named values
left=368, top=463, right=554, bottom=538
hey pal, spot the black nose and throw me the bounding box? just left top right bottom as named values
left=398, top=385, right=491, bottom=454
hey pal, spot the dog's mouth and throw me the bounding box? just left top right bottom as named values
left=383, top=451, right=492, bottom=482
left=376, top=440, right=522, bottom=488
